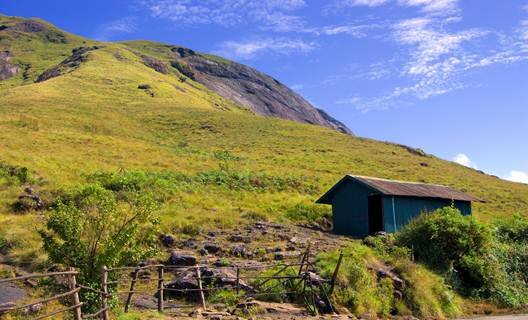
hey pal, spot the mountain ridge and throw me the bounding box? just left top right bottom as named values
left=0, top=15, right=352, bottom=134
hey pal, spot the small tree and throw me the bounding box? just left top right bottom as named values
left=39, top=184, right=160, bottom=309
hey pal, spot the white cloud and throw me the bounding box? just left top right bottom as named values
left=329, top=0, right=458, bottom=15
left=95, top=17, right=137, bottom=41
left=316, top=24, right=378, bottom=37
left=397, top=0, right=459, bottom=15
left=214, top=38, right=316, bottom=59
left=138, top=0, right=306, bottom=31
left=453, top=153, right=478, bottom=169
left=506, top=171, right=528, bottom=184
left=290, top=84, right=304, bottom=91
left=343, top=0, right=390, bottom=7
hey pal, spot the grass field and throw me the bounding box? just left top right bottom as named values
left=1, top=14, right=528, bottom=318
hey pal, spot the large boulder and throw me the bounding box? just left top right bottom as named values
left=166, top=251, right=197, bottom=266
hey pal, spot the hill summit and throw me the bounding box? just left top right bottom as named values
left=0, top=15, right=352, bottom=134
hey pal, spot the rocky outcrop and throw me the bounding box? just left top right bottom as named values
left=36, top=46, right=100, bottom=82
left=141, top=55, right=168, bottom=74
left=170, top=48, right=353, bottom=134
left=0, top=51, right=20, bottom=81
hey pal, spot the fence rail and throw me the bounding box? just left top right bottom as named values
left=0, top=268, right=82, bottom=320
left=0, top=249, right=343, bottom=319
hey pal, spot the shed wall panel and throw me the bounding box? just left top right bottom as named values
left=382, top=197, right=472, bottom=232
left=332, top=180, right=373, bottom=238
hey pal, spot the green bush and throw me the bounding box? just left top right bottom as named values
left=316, top=243, right=461, bottom=318
left=316, top=244, right=395, bottom=317
left=252, top=265, right=300, bottom=303
left=397, top=207, right=528, bottom=307
left=0, top=162, right=34, bottom=185
left=285, top=202, right=331, bottom=222
left=208, top=289, right=244, bottom=306
left=39, top=184, right=160, bottom=311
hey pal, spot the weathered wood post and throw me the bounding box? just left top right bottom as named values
left=195, top=266, right=206, bottom=310
left=298, top=245, right=311, bottom=275
left=101, top=266, right=110, bottom=320
left=68, top=267, right=82, bottom=320
left=124, top=267, right=138, bottom=313
left=157, top=266, right=164, bottom=312
left=236, top=267, right=240, bottom=294
left=329, top=251, right=343, bottom=295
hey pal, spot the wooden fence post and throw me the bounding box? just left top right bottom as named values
left=157, top=266, right=164, bottom=312
left=124, top=266, right=138, bottom=313
left=101, top=266, right=110, bottom=320
left=298, top=245, right=311, bottom=275
left=195, top=267, right=206, bottom=310
left=236, top=267, right=240, bottom=294
left=329, top=251, right=343, bottom=295
left=68, top=268, right=82, bottom=320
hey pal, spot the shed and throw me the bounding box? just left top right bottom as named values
left=316, top=175, right=483, bottom=238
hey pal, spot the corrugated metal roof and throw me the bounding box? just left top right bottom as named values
left=317, top=175, right=484, bottom=204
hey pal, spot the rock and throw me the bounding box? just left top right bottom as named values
left=11, top=20, right=46, bottom=33
left=274, top=252, right=284, bottom=261
left=201, top=267, right=252, bottom=291
left=230, top=235, right=251, bottom=243
left=160, top=234, right=175, bottom=247
left=166, top=251, right=197, bottom=266
left=181, top=238, right=198, bottom=249
left=180, top=54, right=353, bottom=134
left=138, top=84, right=152, bottom=90
left=165, top=269, right=199, bottom=295
left=231, top=245, right=251, bottom=258
left=0, top=282, right=27, bottom=305
left=199, top=248, right=208, bottom=256
left=36, top=46, right=100, bottom=82
left=24, top=303, right=42, bottom=314
left=141, top=55, right=168, bottom=74
left=0, top=51, right=20, bottom=81
left=172, top=47, right=196, bottom=58
left=305, top=272, right=325, bottom=286
left=203, top=243, right=221, bottom=254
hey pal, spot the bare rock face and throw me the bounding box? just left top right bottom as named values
left=36, top=46, right=100, bottom=82
left=141, top=55, right=168, bottom=74
left=10, top=20, right=46, bottom=33
left=171, top=48, right=353, bottom=135
left=0, top=51, right=20, bottom=81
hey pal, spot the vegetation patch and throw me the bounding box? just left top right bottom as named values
left=397, top=207, right=528, bottom=308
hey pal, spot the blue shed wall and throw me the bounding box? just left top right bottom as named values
left=331, top=180, right=373, bottom=238
left=382, top=196, right=472, bottom=233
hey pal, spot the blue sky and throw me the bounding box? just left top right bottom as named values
left=3, top=0, right=528, bottom=183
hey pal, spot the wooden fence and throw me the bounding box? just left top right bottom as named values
left=0, top=249, right=343, bottom=319
left=0, top=269, right=82, bottom=320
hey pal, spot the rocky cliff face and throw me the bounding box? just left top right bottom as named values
left=172, top=49, right=353, bottom=134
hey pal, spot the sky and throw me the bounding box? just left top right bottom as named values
left=2, top=0, right=528, bottom=183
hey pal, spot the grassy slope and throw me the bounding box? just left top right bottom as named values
left=0, top=15, right=527, bottom=316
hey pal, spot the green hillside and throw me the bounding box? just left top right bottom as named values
left=1, top=14, right=528, bottom=318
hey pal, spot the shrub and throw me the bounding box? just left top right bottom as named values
left=208, top=289, right=244, bottom=306
left=39, top=184, right=160, bottom=311
left=0, top=162, right=34, bottom=185
left=316, top=244, right=395, bottom=317
left=252, top=265, right=300, bottom=303
left=285, top=202, right=331, bottom=223
left=397, top=207, right=528, bottom=307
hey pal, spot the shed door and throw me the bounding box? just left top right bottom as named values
left=368, top=195, right=384, bottom=235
